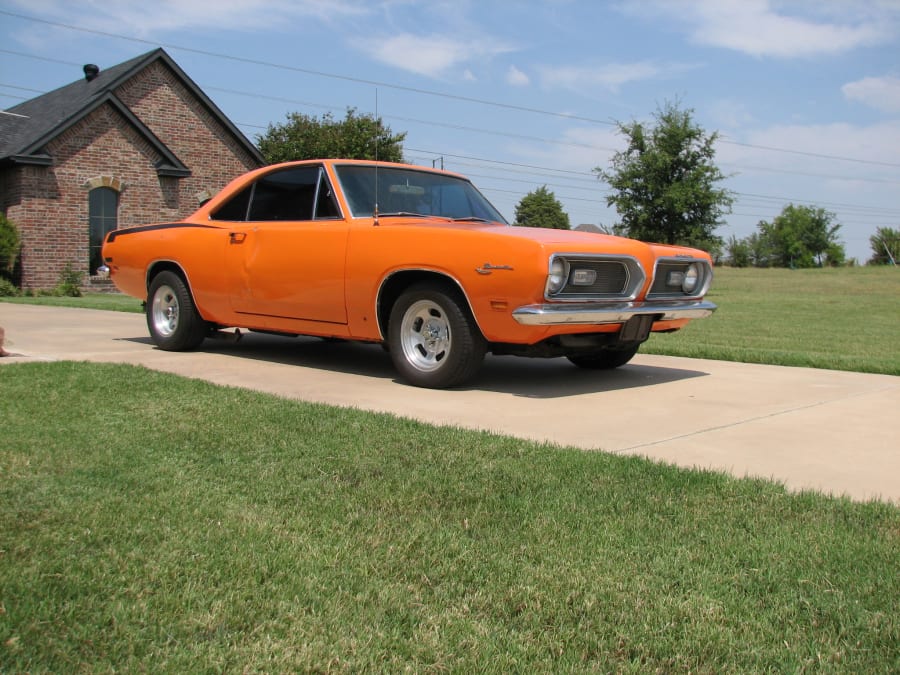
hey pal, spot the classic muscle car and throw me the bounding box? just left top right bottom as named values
left=103, top=159, right=715, bottom=388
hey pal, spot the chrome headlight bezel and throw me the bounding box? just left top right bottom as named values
left=682, top=263, right=701, bottom=294
left=546, top=257, right=569, bottom=296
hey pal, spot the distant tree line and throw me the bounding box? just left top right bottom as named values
left=868, top=227, right=899, bottom=266
left=725, top=214, right=899, bottom=268
left=725, top=204, right=846, bottom=268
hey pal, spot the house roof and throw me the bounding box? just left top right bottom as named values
left=0, top=48, right=264, bottom=172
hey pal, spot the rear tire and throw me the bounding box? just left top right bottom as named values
left=388, top=282, right=486, bottom=388
left=146, top=271, right=208, bottom=351
left=567, top=345, right=639, bottom=370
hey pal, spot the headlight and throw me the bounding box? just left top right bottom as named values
left=682, top=263, right=701, bottom=294
left=546, top=257, right=568, bottom=295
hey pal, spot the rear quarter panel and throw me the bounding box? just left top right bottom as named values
left=103, top=222, right=232, bottom=322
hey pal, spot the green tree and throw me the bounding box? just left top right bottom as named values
left=257, top=108, right=406, bottom=164
left=868, top=226, right=899, bottom=265
left=595, top=101, right=733, bottom=252
left=757, top=204, right=844, bottom=268
left=725, top=234, right=751, bottom=268
left=514, top=186, right=570, bottom=229
left=744, top=232, right=774, bottom=268
left=0, top=213, right=20, bottom=280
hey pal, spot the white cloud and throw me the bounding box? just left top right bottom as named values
left=506, top=65, right=530, bottom=87
left=708, top=99, right=757, bottom=131
left=537, top=61, right=688, bottom=93
left=842, top=75, right=900, bottom=114
left=716, top=120, right=900, bottom=179
left=625, top=0, right=894, bottom=58
left=362, top=33, right=515, bottom=78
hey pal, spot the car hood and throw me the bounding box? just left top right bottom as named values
left=497, top=224, right=713, bottom=260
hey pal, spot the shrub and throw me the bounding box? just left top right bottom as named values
left=0, top=277, right=19, bottom=297
left=0, top=214, right=21, bottom=279
left=55, top=263, right=84, bottom=297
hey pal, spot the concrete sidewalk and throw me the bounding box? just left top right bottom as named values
left=2, top=302, right=898, bottom=502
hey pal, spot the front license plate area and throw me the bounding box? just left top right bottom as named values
left=619, top=314, right=655, bottom=343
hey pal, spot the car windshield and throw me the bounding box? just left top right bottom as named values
left=334, top=165, right=508, bottom=224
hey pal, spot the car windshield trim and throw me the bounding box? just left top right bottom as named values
left=334, top=164, right=508, bottom=224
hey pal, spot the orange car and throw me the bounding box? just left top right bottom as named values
left=103, top=159, right=715, bottom=388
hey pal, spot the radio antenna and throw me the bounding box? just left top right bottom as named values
left=373, top=88, right=380, bottom=226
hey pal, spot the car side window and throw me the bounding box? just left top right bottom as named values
left=315, top=170, right=341, bottom=219
left=211, top=185, right=251, bottom=221
left=248, top=167, right=319, bottom=221
left=212, top=166, right=341, bottom=222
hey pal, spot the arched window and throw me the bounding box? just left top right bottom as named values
left=88, top=187, right=118, bottom=274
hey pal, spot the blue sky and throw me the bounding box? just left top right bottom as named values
left=1, top=0, right=898, bottom=263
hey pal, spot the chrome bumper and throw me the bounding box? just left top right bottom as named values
left=511, top=300, right=717, bottom=326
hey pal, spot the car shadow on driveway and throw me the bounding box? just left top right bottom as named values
left=118, top=332, right=709, bottom=399
left=472, top=355, right=708, bottom=398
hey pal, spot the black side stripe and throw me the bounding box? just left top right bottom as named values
left=106, top=222, right=219, bottom=243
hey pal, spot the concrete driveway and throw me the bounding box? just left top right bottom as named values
left=2, top=303, right=898, bottom=502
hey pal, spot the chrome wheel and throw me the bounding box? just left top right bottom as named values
left=399, top=299, right=452, bottom=373
left=150, top=283, right=180, bottom=338
left=146, top=271, right=208, bottom=351
left=388, top=282, right=486, bottom=388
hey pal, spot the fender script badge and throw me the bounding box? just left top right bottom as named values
left=476, top=263, right=514, bottom=275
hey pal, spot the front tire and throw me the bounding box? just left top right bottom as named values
left=567, top=345, right=639, bottom=370
left=388, top=282, right=486, bottom=388
left=146, top=271, right=208, bottom=351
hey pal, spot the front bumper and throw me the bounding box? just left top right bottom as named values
left=511, top=300, right=717, bottom=326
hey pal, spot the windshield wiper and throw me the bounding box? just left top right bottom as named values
left=451, top=216, right=491, bottom=223
left=377, top=211, right=428, bottom=218
left=377, top=212, right=453, bottom=221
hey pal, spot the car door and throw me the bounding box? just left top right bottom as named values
left=221, top=165, right=349, bottom=324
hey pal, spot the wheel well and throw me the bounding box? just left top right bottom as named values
left=145, top=262, right=204, bottom=318
left=377, top=271, right=481, bottom=340
left=146, top=261, right=188, bottom=293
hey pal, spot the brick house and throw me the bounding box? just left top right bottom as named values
left=0, top=48, right=264, bottom=290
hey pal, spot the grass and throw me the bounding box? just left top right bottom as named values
left=3, top=266, right=899, bottom=375
left=0, top=292, right=143, bottom=313
left=1, top=362, right=898, bottom=672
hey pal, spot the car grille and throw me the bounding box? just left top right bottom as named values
left=649, top=262, right=688, bottom=295
left=556, top=259, right=632, bottom=299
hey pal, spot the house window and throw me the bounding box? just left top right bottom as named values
left=89, top=187, right=118, bottom=274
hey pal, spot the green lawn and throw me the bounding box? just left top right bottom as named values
left=0, top=292, right=143, bottom=313
left=2, top=362, right=897, bottom=672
